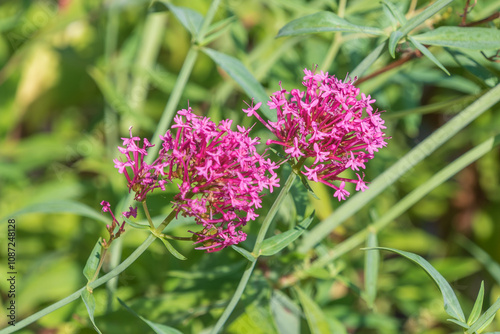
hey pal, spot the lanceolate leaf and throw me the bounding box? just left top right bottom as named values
left=202, top=48, right=274, bottom=122
left=81, top=290, right=103, bottom=334
left=83, top=239, right=103, bottom=283
left=466, top=298, right=500, bottom=334
left=231, top=245, right=257, bottom=262
left=408, top=35, right=450, bottom=75
left=468, top=281, right=484, bottom=326
left=156, top=2, right=203, bottom=38
left=388, top=0, right=455, bottom=57
left=351, top=41, right=387, bottom=78
left=374, top=247, right=465, bottom=322
left=159, top=238, right=187, bottom=261
left=270, top=290, right=302, bottom=334
left=381, top=0, right=407, bottom=26
left=277, top=11, right=385, bottom=38
left=412, top=27, right=500, bottom=51
left=118, top=298, right=183, bottom=334
left=260, top=211, right=314, bottom=256
left=295, top=286, right=331, bottom=334
left=1, top=200, right=108, bottom=225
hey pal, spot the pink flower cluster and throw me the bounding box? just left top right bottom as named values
left=113, top=108, right=279, bottom=252
left=244, top=68, right=387, bottom=201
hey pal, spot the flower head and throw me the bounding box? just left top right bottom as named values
left=245, top=68, right=388, bottom=201
left=158, top=108, right=280, bottom=252
left=113, top=108, right=280, bottom=252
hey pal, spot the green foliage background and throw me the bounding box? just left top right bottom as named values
left=0, top=0, right=499, bottom=333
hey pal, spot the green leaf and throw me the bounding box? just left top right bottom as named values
left=159, top=238, right=187, bottom=261
left=1, top=200, right=108, bottom=225
left=155, top=2, right=203, bottom=38
left=388, top=0, right=455, bottom=56
left=400, top=0, right=455, bottom=37
left=374, top=247, right=465, bottom=322
left=83, top=239, right=103, bottom=282
left=408, top=35, right=450, bottom=75
left=231, top=245, right=257, bottom=262
left=270, top=290, right=302, bottom=334
left=467, top=298, right=500, bottom=334
left=294, top=286, right=331, bottom=334
left=447, top=50, right=498, bottom=87
left=202, top=48, right=275, bottom=122
left=260, top=211, right=314, bottom=256
left=298, top=172, right=320, bottom=200
left=468, top=281, right=485, bottom=326
left=351, top=41, right=387, bottom=78
left=276, top=11, right=385, bottom=38
left=81, top=289, right=103, bottom=334
left=412, top=27, right=500, bottom=51
left=448, top=318, right=469, bottom=329
left=388, top=30, right=404, bottom=58
left=201, top=16, right=237, bottom=45
left=381, top=0, right=407, bottom=27
left=364, top=229, right=379, bottom=308
left=122, top=216, right=150, bottom=230
left=118, top=298, right=183, bottom=334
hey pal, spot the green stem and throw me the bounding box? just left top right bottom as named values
left=210, top=171, right=298, bottom=334
left=89, top=246, right=108, bottom=284
left=196, top=0, right=222, bottom=44
left=155, top=206, right=181, bottom=233
left=320, top=0, right=346, bottom=72
left=0, top=235, right=156, bottom=334
left=252, top=170, right=298, bottom=252
left=142, top=200, right=155, bottom=229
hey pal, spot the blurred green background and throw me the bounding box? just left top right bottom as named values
left=0, top=0, right=499, bottom=333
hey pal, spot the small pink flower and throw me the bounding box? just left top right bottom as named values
left=123, top=206, right=138, bottom=218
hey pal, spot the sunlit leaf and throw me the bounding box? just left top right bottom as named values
left=373, top=247, right=465, bottom=322
left=260, top=211, right=314, bottom=256
left=81, top=289, right=103, bottom=334
left=408, top=35, right=450, bottom=75
left=270, top=290, right=302, bottom=334
left=1, top=200, right=108, bottom=225
left=154, top=2, right=203, bottom=38
left=412, top=27, right=500, bottom=51
left=159, top=238, right=187, bottom=261
left=381, top=0, right=407, bottom=27
left=277, top=11, right=385, bottom=38
left=295, top=286, right=331, bottom=334
left=351, top=41, right=387, bottom=78
left=231, top=245, right=256, bottom=262
left=468, top=281, right=484, bottom=326
left=202, top=48, right=274, bottom=122
left=388, top=0, right=455, bottom=57
left=467, top=298, right=500, bottom=334
left=122, top=216, right=150, bottom=230
left=83, top=239, right=103, bottom=283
